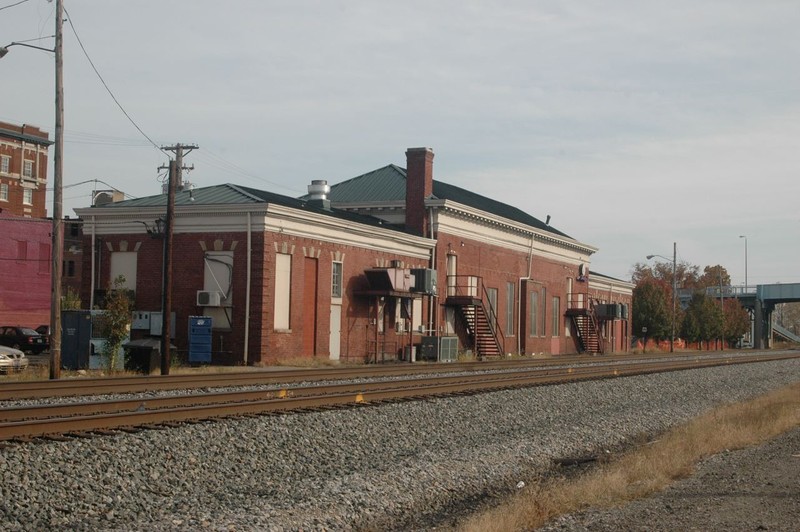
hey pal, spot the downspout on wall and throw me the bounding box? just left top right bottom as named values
left=428, top=205, right=436, bottom=335
left=243, top=211, right=252, bottom=365
left=89, top=216, right=96, bottom=310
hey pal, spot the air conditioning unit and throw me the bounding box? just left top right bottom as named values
left=196, top=290, right=222, bottom=307
left=411, top=268, right=437, bottom=295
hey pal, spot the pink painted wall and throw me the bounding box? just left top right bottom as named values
left=0, top=214, right=52, bottom=327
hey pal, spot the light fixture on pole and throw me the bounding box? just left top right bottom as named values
left=646, top=241, right=677, bottom=353
left=1, top=1, right=64, bottom=379
left=739, top=235, right=748, bottom=292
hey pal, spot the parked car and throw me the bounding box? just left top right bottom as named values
left=0, top=326, right=47, bottom=355
left=0, top=345, right=29, bottom=373
left=35, top=324, right=50, bottom=350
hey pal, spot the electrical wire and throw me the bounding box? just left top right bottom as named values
left=197, top=148, right=305, bottom=195
left=61, top=5, right=167, bottom=157
left=0, top=0, right=32, bottom=12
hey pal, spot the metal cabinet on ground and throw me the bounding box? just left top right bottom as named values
left=418, top=336, right=458, bottom=362
left=188, top=316, right=212, bottom=364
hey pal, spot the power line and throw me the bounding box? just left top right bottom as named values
left=62, top=5, right=166, bottom=156
left=198, top=149, right=305, bottom=195
left=0, top=0, right=32, bottom=12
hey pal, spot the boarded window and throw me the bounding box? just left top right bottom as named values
left=552, top=296, right=560, bottom=337
left=529, top=291, right=538, bottom=337
left=540, top=287, right=547, bottom=337
left=203, top=251, right=234, bottom=304
left=39, top=242, right=50, bottom=274
left=274, top=253, right=291, bottom=329
left=412, top=298, right=423, bottom=333
left=505, top=282, right=515, bottom=336
left=109, top=252, right=137, bottom=290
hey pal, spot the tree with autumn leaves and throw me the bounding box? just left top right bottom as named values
left=632, top=261, right=749, bottom=350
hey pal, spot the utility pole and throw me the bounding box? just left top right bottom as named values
left=158, top=144, right=197, bottom=375
left=50, top=0, right=64, bottom=379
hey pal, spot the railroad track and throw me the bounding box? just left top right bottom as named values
left=0, top=352, right=621, bottom=400
left=1, top=351, right=798, bottom=442
left=0, top=350, right=786, bottom=400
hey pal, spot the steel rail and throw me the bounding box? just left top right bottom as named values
left=1, top=352, right=798, bottom=441
left=0, top=350, right=784, bottom=401
left=2, top=352, right=796, bottom=423
left=0, top=353, right=628, bottom=400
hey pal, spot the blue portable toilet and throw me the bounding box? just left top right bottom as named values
left=188, top=316, right=212, bottom=364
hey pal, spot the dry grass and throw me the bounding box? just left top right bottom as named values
left=459, top=381, right=800, bottom=532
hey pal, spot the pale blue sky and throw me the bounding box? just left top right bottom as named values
left=2, top=1, right=798, bottom=285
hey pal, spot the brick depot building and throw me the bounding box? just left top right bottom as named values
left=76, top=147, right=632, bottom=365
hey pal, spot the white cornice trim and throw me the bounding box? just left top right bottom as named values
left=331, top=198, right=597, bottom=255
left=77, top=203, right=434, bottom=259
left=433, top=199, right=597, bottom=255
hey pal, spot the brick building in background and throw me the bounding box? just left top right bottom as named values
left=0, top=213, right=52, bottom=326
left=0, top=121, right=51, bottom=218
left=0, top=122, right=53, bottom=327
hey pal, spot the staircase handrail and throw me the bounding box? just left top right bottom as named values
left=587, top=297, right=605, bottom=354
left=479, top=280, right=505, bottom=349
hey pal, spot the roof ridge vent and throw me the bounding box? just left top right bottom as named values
left=307, top=180, right=332, bottom=210
left=307, top=180, right=330, bottom=200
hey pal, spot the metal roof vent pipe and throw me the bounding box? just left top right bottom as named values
left=307, top=180, right=331, bottom=210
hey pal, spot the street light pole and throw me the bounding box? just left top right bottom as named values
left=671, top=242, right=676, bottom=353
left=739, top=235, right=748, bottom=292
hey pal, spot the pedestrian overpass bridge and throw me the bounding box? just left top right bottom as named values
left=702, top=283, right=800, bottom=349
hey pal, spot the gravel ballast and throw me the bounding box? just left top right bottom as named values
left=1, top=358, right=799, bottom=531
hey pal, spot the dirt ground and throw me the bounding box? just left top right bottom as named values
left=543, top=427, right=800, bottom=531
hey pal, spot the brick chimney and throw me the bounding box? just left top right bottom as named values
left=405, top=147, right=434, bottom=236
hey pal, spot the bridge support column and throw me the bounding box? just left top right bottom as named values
left=754, top=300, right=775, bottom=349
left=754, top=299, right=764, bottom=349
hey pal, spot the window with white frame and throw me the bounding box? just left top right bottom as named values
left=23, top=160, right=33, bottom=179
left=0, top=156, right=9, bottom=174
left=331, top=261, right=343, bottom=298
left=0, top=183, right=8, bottom=201
left=22, top=188, right=33, bottom=205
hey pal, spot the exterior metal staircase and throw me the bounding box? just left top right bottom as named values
left=445, top=276, right=504, bottom=358
left=566, top=296, right=604, bottom=354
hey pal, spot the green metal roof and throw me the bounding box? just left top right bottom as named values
left=323, top=164, right=408, bottom=202
left=0, top=127, right=53, bottom=146
left=324, top=164, right=571, bottom=238
left=89, top=183, right=407, bottom=232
